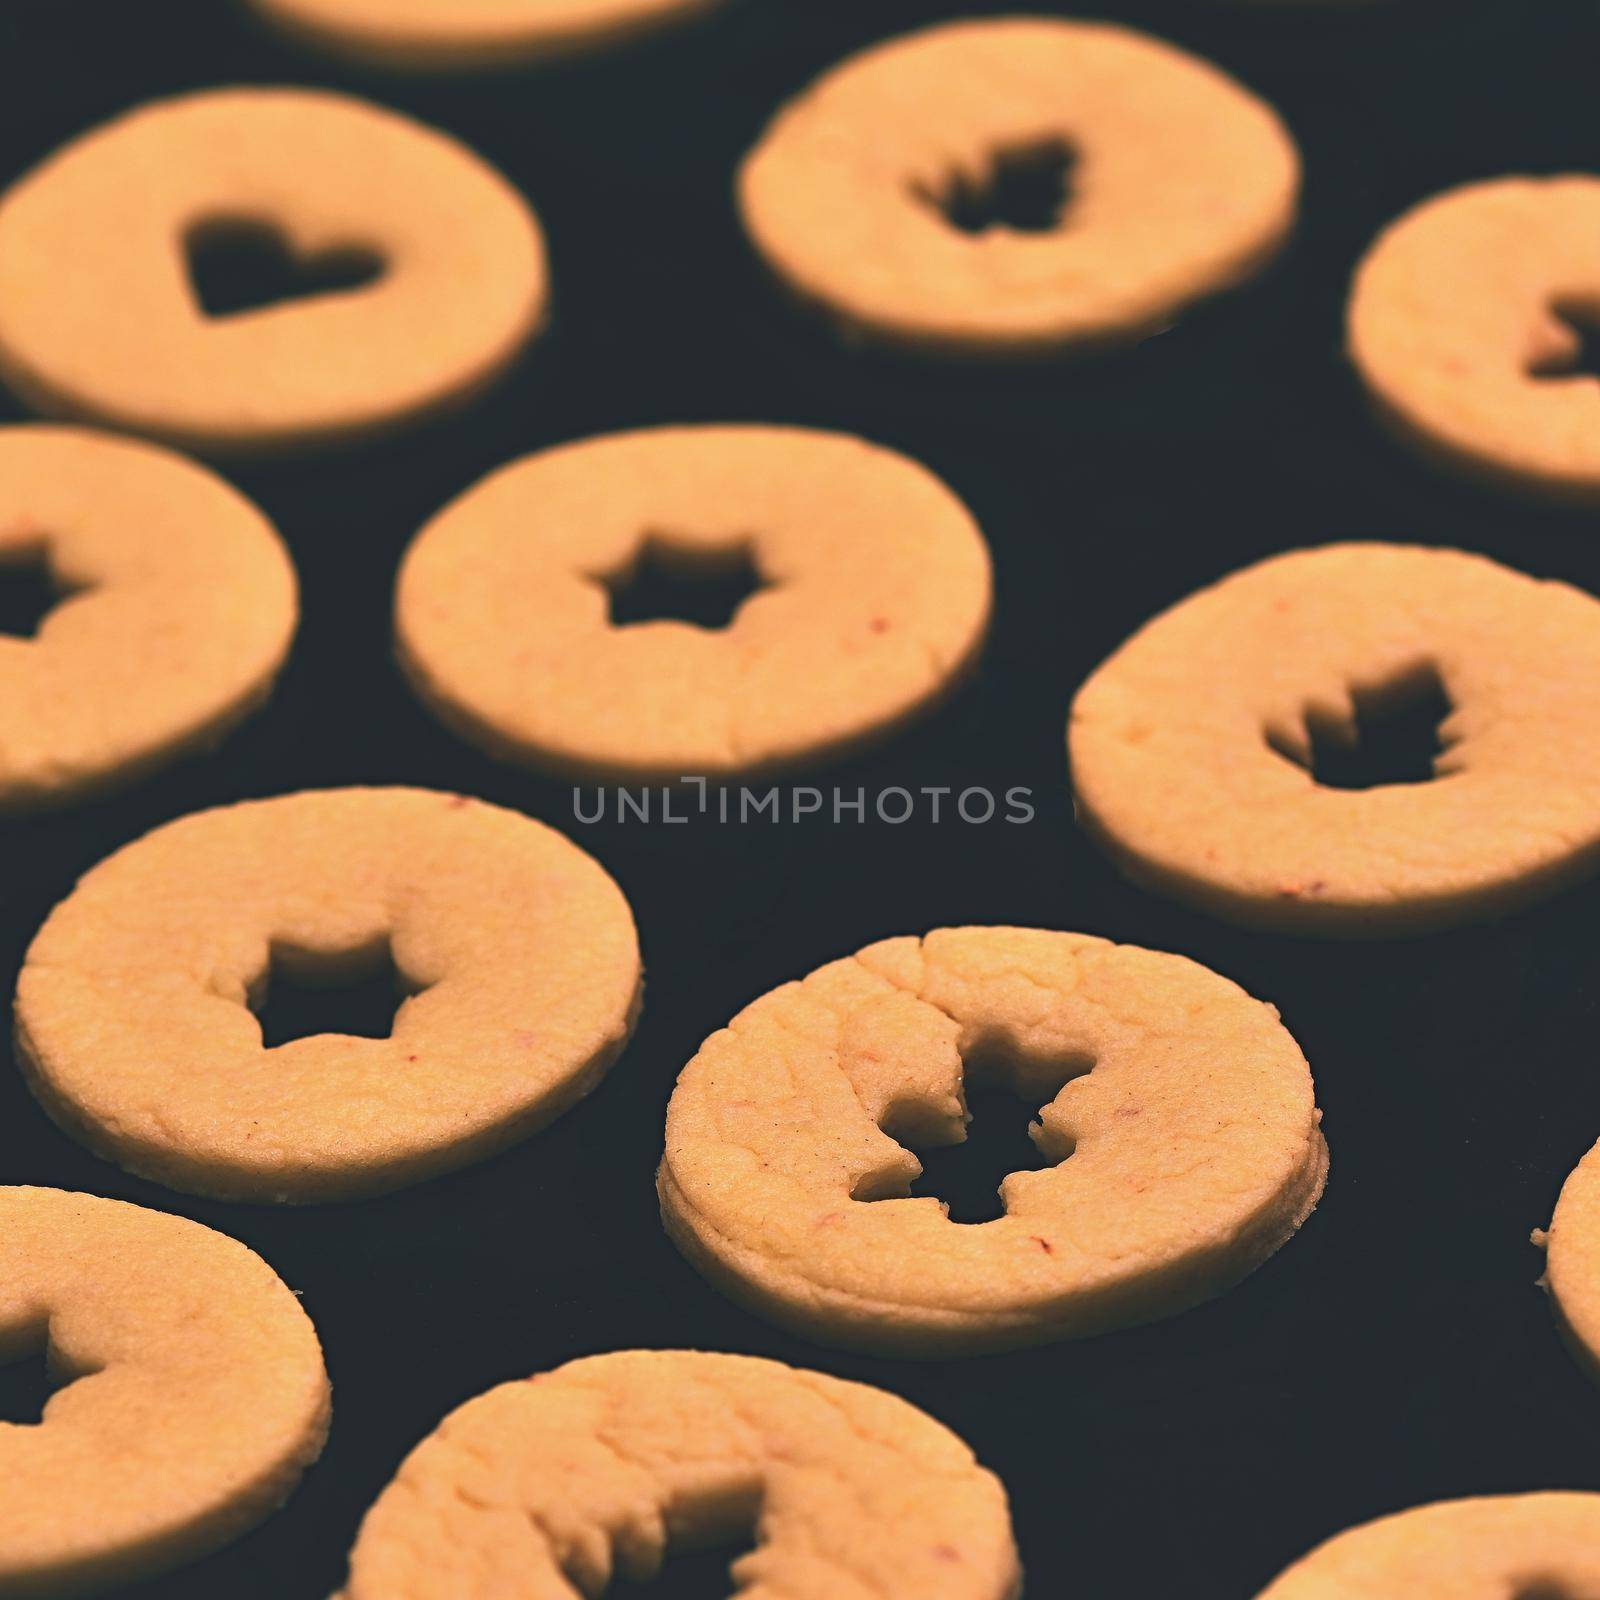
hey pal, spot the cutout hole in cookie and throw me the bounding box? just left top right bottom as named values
left=1513, top=1586, right=1572, bottom=1600
left=1267, top=661, right=1454, bottom=791
left=861, top=1047, right=1094, bottom=1225
left=0, top=548, right=80, bottom=640
left=1530, top=299, right=1600, bottom=382
left=607, top=1482, right=762, bottom=1598
left=605, top=541, right=765, bottom=631
left=916, top=137, right=1076, bottom=236
left=0, top=1329, right=84, bottom=1427
left=185, top=216, right=386, bottom=319
left=253, top=935, right=420, bottom=1050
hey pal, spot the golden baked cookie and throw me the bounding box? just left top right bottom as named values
left=1539, top=1137, right=1600, bottom=1382
left=395, top=426, right=992, bottom=780
left=336, top=1350, right=1020, bottom=1600
left=252, top=0, right=726, bottom=68
left=0, top=426, right=296, bottom=810
left=0, top=89, right=545, bottom=455
left=1349, top=177, right=1600, bottom=501
left=0, top=1186, right=329, bottom=1596
left=659, top=926, right=1327, bottom=1356
left=15, top=788, right=641, bottom=1203
left=1069, top=543, right=1600, bottom=935
left=1254, top=1493, right=1600, bottom=1597
left=738, top=18, right=1299, bottom=357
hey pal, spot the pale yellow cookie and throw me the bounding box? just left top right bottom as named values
left=1349, top=177, right=1600, bottom=501
left=395, top=426, right=992, bottom=780
left=1069, top=543, right=1600, bottom=935
left=1540, top=1137, right=1600, bottom=1383
left=1254, top=1494, right=1600, bottom=1597
left=0, top=1186, right=329, bottom=1597
left=659, top=927, right=1326, bottom=1356
left=738, top=17, right=1299, bottom=357
left=0, top=89, right=545, bottom=455
left=336, top=1350, right=1020, bottom=1600
left=252, top=0, right=726, bottom=68
left=15, top=788, right=641, bottom=1203
left=0, top=426, right=296, bottom=810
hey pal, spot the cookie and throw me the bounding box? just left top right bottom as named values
left=1349, top=177, right=1600, bottom=501
left=0, top=89, right=545, bottom=455
left=737, top=18, right=1299, bottom=358
left=1069, top=543, right=1600, bottom=935
left=15, top=788, right=641, bottom=1203
left=0, top=1186, right=329, bottom=1596
left=336, top=1350, right=1020, bottom=1600
left=395, top=426, right=992, bottom=780
left=1539, top=1138, right=1600, bottom=1382
left=0, top=426, right=296, bottom=810
left=1254, top=1494, right=1600, bottom=1597
left=659, top=926, right=1326, bottom=1356
left=252, top=0, right=725, bottom=69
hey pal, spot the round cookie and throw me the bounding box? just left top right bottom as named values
left=251, top=0, right=726, bottom=69
left=395, top=426, right=992, bottom=780
left=0, top=426, right=296, bottom=810
left=1349, top=177, right=1600, bottom=501
left=15, top=788, right=641, bottom=1203
left=1539, top=1137, right=1600, bottom=1382
left=1254, top=1494, right=1600, bottom=1597
left=659, top=926, right=1327, bottom=1356
left=0, top=89, right=545, bottom=455
left=737, top=18, right=1299, bottom=358
left=336, top=1350, right=1020, bottom=1600
left=1069, top=543, right=1600, bottom=935
left=0, top=1186, right=329, bottom=1597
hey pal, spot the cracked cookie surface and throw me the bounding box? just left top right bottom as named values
left=0, top=88, right=545, bottom=454
left=1069, top=543, right=1600, bottom=935
left=395, top=426, right=992, bottom=780
left=738, top=18, right=1298, bottom=357
left=659, top=927, right=1326, bottom=1356
left=0, top=426, right=296, bottom=809
left=251, top=0, right=726, bottom=68
left=1349, top=177, right=1600, bottom=501
left=336, top=1350, right=1019, bottom=1600
left=14, top=788, right=641, bottom=1203
left=0, top=1186, right=329, bottom=1597
left=1253, top=1493, right=1600, bottom=1597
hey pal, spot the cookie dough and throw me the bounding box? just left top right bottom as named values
left=336, top=1350, right=1020, bottom=1600
left=1349, top=177, right=1600, bottom=501
left=15, top=788, right=641, bottom=1203
left=0, top=1186, right=329, bottom=1597
left=0, top=426, right=296, bottom=810
left=395, top=426, right=992, bottom=780
left=659, top=926, right=1327, bottom=1356
left=738, top=18, right=1299, bottom=357
left=1254, top=1494, right=1600, bottom=1597
left=0, top=89, right=545, bottom=455
left=1069, top=543, right=1600, bottom=935
left=251, top=0, right=726, bottom=69
left=1540, top=1137, right=1600, bottom=1382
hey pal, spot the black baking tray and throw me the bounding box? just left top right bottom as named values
left=4, top=1, right=1600, bottom=1595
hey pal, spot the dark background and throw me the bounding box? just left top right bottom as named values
left=3, top=0, right=1600, bottom=1594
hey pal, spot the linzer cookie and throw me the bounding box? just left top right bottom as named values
left=1070, top=543, right=1600, bottom=933
left=336, top=1351, right=1020, bottom=1600
left=738, top=18, right=1298, bottom=356
left=0, top=89, right=545, bottom=454
left=0, top=426, right=296, bottom=809
left=14, top=788, right=642, bottom=1203
left=395, top=426, right=991, bottom=779
left=659, top=926, right=1326, bottom=1355
left=0, top=1187, right=328, bottom=1596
